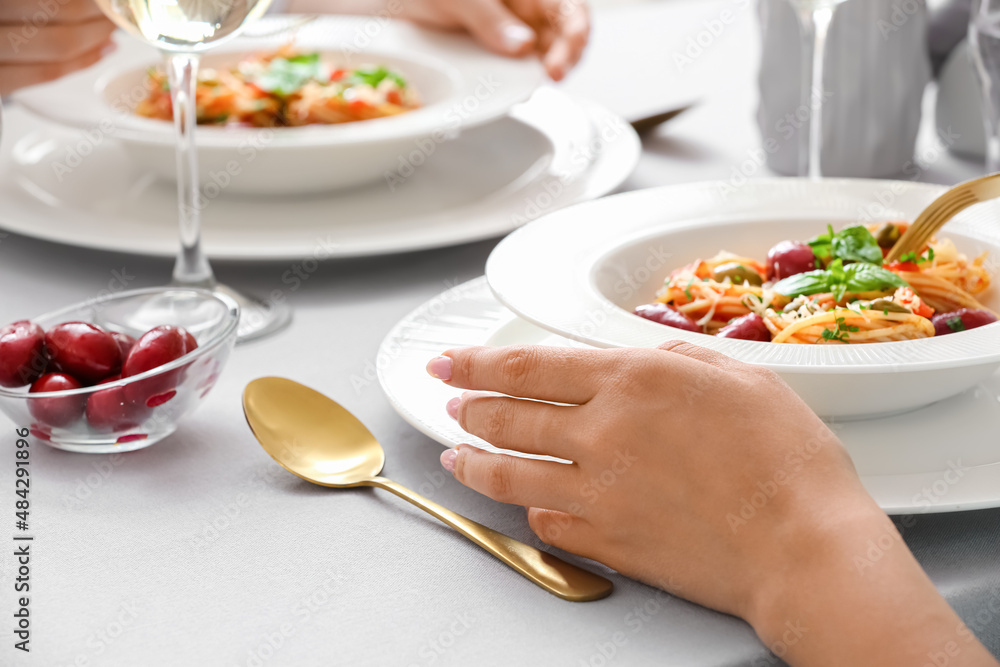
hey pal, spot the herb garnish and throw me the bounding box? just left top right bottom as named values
left=809, top=225, right=883, bottom=265
left=350, top=66, right=406, bottom=89
left=772, top=259, right=909, bottom=302
left=898, top=248, right=936, bottom=264
left=821, top=316, right=860, bottom=343
left=946, top=316, right=966, bottom=333
left=250, top=53, right=323, bottom=97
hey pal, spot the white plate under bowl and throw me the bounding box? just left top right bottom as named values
left=377, top=277, right=1000, bottom=515
left=0, top=88, right=639, bottom=259
left=13, top=16, right=546, bottom=194
left=485, top=179, right=1000, bottom=420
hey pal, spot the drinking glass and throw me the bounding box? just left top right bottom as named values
left=94, top=0, right=291, bottom=343
left=787, top=0, right=850, bottom=179
left=971, top=0, right=1000, bottom=173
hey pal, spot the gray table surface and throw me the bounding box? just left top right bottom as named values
left=1, top=2, right=999, bottom=665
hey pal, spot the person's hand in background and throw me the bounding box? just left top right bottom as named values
left=286, top=0, right=590, bottom=80
left=399, top=0, right=589, bottom=80
left=427, top=343, right=1000, bottom=667
left=0, top=0, right=115, bottom=95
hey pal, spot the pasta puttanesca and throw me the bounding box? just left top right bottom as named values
left=136, top=45, right=421, bottom=128
left=638, top=222, right=996, bottom=344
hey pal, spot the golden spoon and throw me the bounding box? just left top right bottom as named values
left=242, top=377, right=613, bottom=602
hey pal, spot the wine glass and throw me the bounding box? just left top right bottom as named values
left=94, top=0, right=291, bottom=343
left=787, top=0, right=850, bottom=179
left=971, top=0, right=1000, bottom=173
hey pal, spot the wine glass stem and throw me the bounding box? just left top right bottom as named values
left=796, top=6, right=834, bottom=179
left=985, top=105, right=1000, bottom=172
left=165, top=52, right=215, bottom=289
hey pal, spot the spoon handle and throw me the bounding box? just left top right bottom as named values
left=368, top=476, right=613, bottom=602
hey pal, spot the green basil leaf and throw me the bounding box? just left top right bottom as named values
left=808, top=224, right=835, bottom=260
left=286, top=53, right=320, bottom=65
left=842, top=263, right=910, bottom=293
left=251, top=55, right=323, bottom=97
left=349, top=66, right=408, bottom=89
left=772, top=269, right=832, bottom=297
left=827, top=258, right=845, bottom=283
left=830, top=225, right=883, bottom=265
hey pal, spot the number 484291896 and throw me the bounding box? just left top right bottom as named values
left=15, top=428, right=29, bottom=531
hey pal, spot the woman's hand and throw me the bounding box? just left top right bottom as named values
left=426, top=343, right=998, bottom=666
left=428, top=342, right=869, bottom=618
left=287, top=0, right=589, bottom=81
left=0, top=0, right=115, bottom=95
left=399, top=0, right=589, bottom=80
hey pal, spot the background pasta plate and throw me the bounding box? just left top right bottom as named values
left=13, top=16, right=545, bottom=194
left=486, top=179, right=1000, bottom=419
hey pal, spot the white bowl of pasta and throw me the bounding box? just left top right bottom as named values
left=486, top=178, right=1000, bottom=420
left=13, top=16, right=545, bottom=195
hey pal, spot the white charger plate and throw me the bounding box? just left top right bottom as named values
left=0, top=88, right=639, bottom=259
left=484, top=179, right=1000, bottom=419
left=377, top=277, right=1000, bottom=515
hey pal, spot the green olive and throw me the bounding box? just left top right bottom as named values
left=711, top=262, right=763, bottom=286
left=869, top=298, right=910, bottom=314
left=875, top=223, right=901, bottom=249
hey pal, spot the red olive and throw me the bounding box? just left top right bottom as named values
left=0, top=320, right=47, bottom=388
left=766, top=241, right=817, bottom=280
left=111, top=332, right=137, bottom=361
left=28, top=372, right=84, bottom=428
left=717, top=313, right=771, bottom=341
left=45, top=322, right=121, bottom=385
left=932, top=309, right=998, bottom=336
left=86, top=375, right=149, bottom=432
left=122, top=326, right=190, bottom=407
left=633, top=303, right=701, bottom=332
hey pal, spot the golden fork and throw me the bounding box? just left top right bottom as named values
left=886, top=172, right=1000, bottom=263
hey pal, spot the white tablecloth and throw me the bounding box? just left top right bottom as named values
left=0, top=2, right=997, bottom=665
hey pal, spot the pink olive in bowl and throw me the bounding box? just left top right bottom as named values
left=0, top=321, right=47, bottom=388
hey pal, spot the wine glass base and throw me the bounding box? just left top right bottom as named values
left=214, top=283, right=292, bottom=344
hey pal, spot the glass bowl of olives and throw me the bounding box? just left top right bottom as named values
left=0, top=288, right=238, bottom=453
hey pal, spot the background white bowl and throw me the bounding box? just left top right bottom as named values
left=486, top=179, right=1000, bottom=420
left=101, top=48, right=457, bottom=194
left=14, top=16, right=546, bottom=195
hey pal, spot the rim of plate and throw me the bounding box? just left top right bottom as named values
left=13, top=15, right=546, bottom=148
left=485, top=178, right=1000, bottom=373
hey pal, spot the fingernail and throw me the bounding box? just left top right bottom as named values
left=446, top=397, right=461, bottom=420
left=100, top=41, right=118, bottom=57
left=440, top=448, right=458, bottom=473
left=426, top=356, right=452, bottom=381
left=502, top=23, right=534, bottom=52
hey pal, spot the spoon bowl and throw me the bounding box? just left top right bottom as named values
left=242, top=377, right=613, bottom=602
left=244, top=377, right=383, bottom=486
